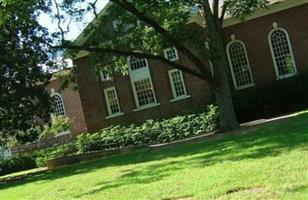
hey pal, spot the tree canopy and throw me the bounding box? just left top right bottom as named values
left=0, top=0, right=54, bottom=143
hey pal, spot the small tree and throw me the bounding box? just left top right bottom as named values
left=51, top=0, right=268, bottom=131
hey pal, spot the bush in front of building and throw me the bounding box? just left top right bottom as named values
left=76, top=105, right=219, bottom=153
left=0, top=154, right=37, bottom=176
left=233, top=74, right=308, bottom=123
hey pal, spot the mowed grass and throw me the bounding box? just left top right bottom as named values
left=1, top=112, right=308, bottom=200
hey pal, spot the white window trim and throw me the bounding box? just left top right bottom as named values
left=100, top=69, right=111, bottom=82
left=268, top=26, right=298, bottom=80
left=55, top=130, right=70, bottom=137
left=50, top=92, right=66, bottom=117
left=163, top=47, right=179, bottom=61
left=133, top=103, right=160, bottom=112
left=168, top=69, right=190, bottom=101
left=104, top=87, right=123, bottom=117
left=226, top=39, right=255, bottom=90
left=106, top=112, right=124, bottom=119
left=170, top=95, right=191, bottom=103
left=128, top=56, right=159, bottom=109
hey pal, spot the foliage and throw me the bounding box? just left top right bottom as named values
left=1, top=110, right=308, bottom=199
left=76, top=105, right=219, bottom=153
left=40, top=116, right=72, bottom=140
left=57, top=0, right=269, bottom=131
left=233, top=73, right=308, bottom=122
left=34, top=142, right=76, bottom=167
left=0, top=154, right=37, bottom=176
left=0, top=0, right=55, bottom=143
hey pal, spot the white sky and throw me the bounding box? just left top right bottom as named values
left=38, top=0, right=109, bottom=41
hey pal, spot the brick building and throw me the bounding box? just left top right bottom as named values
left=49, top=0, right=308, bottom=138
left=46, top=73, right=87, bottom=138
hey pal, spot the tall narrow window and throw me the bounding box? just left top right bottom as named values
left=133, top=78, right=156, bottom=106
left=51, top=93, right=66, bottom=116
left=168, top=69, right=188, bottom=99
left=269, top=27, right=297, bottom=79
left=128, top=56, right=158, bottom=109
left=226, top=40, right=254, bottom=89
left=164, top=47, right=179, bottom=61
left=104, top=87, right=122, bottom=116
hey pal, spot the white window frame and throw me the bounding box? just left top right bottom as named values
left=268, top=25, right=297, bottom=80
left=164, top=47, right=179, bottom=61
left=100, top=69, right=111, bottom=82
left=50, top=92, right=66, bottom=117
left=50, top=90, right=70, bottom=137
left=168, top=69, right=190, bottom=102
left=104, top=87, right=123, bottom=118
left=226, top=39, right=255, bottom=90
left=128, top=56, right=159, bottom=111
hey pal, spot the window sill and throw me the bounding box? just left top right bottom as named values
left=277, top=72, right=298, bottom=80
left=235, top=83, right=255, bottom=90
left=170, top=95, right=191, bottom=102
left=133, top=103, right=161, bottom=112
left=105, top=112, right=124, bottom=119
left=55, top=130, right=70, bottom=137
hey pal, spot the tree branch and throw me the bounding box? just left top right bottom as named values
left=219, top=4, right=227, bottom=28
left=109, top=0, right=215, bottom=84
left=55, top=44, right=207, bottom=80
left=212, top=0, right=219, bottom=19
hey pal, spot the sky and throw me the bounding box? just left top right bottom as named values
left=38, top=0, right=109, bottom=41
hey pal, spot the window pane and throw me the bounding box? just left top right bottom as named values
left=165, top=48, right=178, bottom=61
left=51, top=94, right=65, bottom=116
left=170, top=70, right=186, bottom=98
left=105, top=88, right=121, bottom=115
left=134, top=78, right=156, bottom=106
left=270, top=29, right=296, bottom=77
left=100, top=69, right=110, bottom=81
left=228, top=41, right=253, bottom=88
left=130, top=57, right=148, bottom=71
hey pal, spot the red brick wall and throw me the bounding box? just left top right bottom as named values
left=45, top=79, right=87, bottom=138
left=223, top=3, right=308, bottom=91
left=75, top=53, right=213, bottom=133
left=74, top=3, right=308, bottom=133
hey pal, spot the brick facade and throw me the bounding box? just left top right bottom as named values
left=46, top=78, right=87, bottom=138
left=62, top=3, right=308, bottom=135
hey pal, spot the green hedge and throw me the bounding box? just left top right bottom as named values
left=233, top=74, right=308, bottom=122
left=1, top=105, right=218, bottom=175
left=76, top=105, right=219, bottom=153
left=0, top=154, right=37, bottom=176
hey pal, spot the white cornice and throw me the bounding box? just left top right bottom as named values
left=223, top=0, right=308, bottom=27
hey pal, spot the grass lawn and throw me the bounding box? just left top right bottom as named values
left=1, top=112, right=308, bottom=200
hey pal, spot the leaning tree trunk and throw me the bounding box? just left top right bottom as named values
left=213, top=71, right=239, bottom=131
left=208, top=25, right=239, bottom=131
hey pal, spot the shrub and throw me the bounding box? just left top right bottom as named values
left=76, top=105, right=219, bottom=153
left=33, top=142, right=77, bottom=167
left=0, top=154, right=37, bottom=176
left=233, top=73, right=308, bottom=122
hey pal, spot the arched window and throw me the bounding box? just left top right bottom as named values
left=226, top=39, right=254, bottom=89
left=268, top=27, right=297, bottom=79
left=51, top=93, right=66, bottom=116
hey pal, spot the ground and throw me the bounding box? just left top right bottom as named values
left=1, top=111, right=308, bottom=200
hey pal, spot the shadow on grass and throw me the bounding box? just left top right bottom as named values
left=1, top=112, right=308, bottom=197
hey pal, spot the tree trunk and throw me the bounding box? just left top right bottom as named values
left=209, top=28, right=239, bottom=131
left=214, top=78, right=239, bottom=131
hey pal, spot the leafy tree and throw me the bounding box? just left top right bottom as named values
left=53, top=0, right=268, bottom=131
left=0, top=0, right=54, bottom=143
